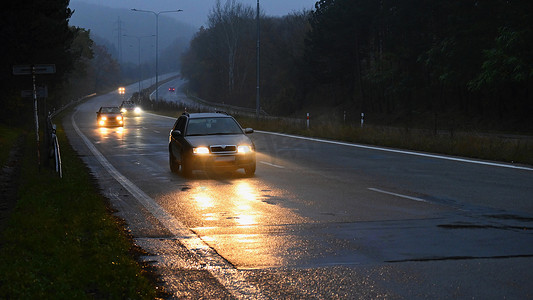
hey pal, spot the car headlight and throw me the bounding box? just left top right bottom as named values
left=193, top=146, right=210, bottom=155
left=134, top=107, right=142, bottom=114
left=101, top=116, right=107, bottom=121
left=116, top=116, right=123, bottom=121
left=237, top=145, right=253, bottom=154
left=121, top=108, right=127, bottom=113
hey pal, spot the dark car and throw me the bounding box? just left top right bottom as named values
left=169, top=112, right=256, bottom=177
left=96, top=106, right=124, bottom=127
left=168, top=87, right=175, bottom=92
left=120, top=100, right=141, bottom=114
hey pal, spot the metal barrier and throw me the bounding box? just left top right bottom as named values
left=46, top=114, right=62, bottom=178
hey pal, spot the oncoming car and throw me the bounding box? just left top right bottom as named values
left=169, top=112, right=256, bottom=177
left=96, top=106, right=124, bottom=127
left=120, top=100, right=141, bottom=114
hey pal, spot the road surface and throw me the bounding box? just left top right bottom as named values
left=63, top=83, right=533, bottom=299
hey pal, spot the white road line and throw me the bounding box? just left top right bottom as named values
left=148, top=114, right=532, bottom=171
left=368, top=188, right=429, bottom=203
left=260, top=161, right=285, bottom=168
left=71, top=113, right=265, bottom=300
left=255, top=130, right=533, bottom=172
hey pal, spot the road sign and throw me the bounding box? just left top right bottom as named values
left=21, top=86, right=48, bottom=98
left=13, top=64, right=56, bottom=75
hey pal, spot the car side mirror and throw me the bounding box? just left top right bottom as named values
left=171, top=130, right=182, bottom=138
left=244, top=128, right=254, bottom=134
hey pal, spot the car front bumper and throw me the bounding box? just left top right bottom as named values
left=188, top=153, right=256, bottom=172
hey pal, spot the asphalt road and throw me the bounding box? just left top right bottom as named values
left=63, top=83, right=533, bottom=299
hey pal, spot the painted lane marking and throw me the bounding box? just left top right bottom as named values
left=150, top=114, right=532, bottom=171
left=71, top=113, right=265, bottom=300
left=260, top=161, right=285, bottom=169
left=368, top=188, right=428, bottom=203
left=254, top=131, right=533, bottom=172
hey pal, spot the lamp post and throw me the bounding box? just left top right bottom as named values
left=123, top=34, right=156, bottom=95
left=256, top=0, right=260, bottom=119
left=131, top=8, right=182, bottom=102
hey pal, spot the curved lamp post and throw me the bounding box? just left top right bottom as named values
left=123, top=34, right=156, bottom=94
left=131, top=8, right=182, bottom=102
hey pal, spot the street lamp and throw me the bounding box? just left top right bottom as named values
left=256, top=0, right=260, bottom=118
left=123, top=34, right=156, bottom=95
left=131, top=8, right=182, bottom=102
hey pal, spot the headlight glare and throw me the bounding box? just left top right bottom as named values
left=238, top=145, right=252, bottom=154
left=193, top=147, right=210, bottom=155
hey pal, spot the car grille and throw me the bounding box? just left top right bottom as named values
left=210, top=145, right=237, bottom=153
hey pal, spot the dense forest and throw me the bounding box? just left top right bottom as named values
left=2, top=0, right=532, bottom=133
left=181, top=0, right=533, bottom=132
left=0, top=1, right=127, bottom=127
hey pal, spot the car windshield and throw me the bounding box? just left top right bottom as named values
left=186, top=117, right=242, bottom=136
left=102, top=107, right=120, bottom=113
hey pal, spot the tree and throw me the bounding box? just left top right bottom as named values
left=0, top=0, right=75, bottom=125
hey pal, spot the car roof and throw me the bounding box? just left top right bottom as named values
left=186, top=113, right=232, bottom=119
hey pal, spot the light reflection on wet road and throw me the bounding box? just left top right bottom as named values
left=64, top=83, right=533, bottom=298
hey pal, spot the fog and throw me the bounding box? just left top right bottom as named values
left=68, top=0, right=317, bottom=66
left=72, top=0, right=317, bottom=28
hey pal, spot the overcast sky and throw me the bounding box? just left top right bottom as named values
left=75, top=0, right=318, bottom=28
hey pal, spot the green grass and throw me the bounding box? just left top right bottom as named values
left=0, top=125, right=23, bottom=166
left=237, top=116, right=533, bottom=166
left=0, top=120, right=157, bottom=299
left=147, top=98, right=533, bottom=166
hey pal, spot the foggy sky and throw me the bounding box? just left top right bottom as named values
left=74, top=0, right=318, bottom=28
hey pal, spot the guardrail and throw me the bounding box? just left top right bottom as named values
left=45, top=93, right=96, bottom=177
left=46, top=114, right=62, bottom=178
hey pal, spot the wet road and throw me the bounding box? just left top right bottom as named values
left=64, top=84, right=533, bottom=298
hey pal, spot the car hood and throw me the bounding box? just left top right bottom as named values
left=185, top=134, right=253, bottom=147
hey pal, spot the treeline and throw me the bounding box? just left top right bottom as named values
left=181, top=0, right=533, bottom=132
left=1, top=1, right=121, bottom=126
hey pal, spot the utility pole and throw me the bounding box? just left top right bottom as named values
left=256, top=0, right=261, bottom=119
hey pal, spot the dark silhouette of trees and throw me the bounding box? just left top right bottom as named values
left=181, top=0, right=533, bottom=132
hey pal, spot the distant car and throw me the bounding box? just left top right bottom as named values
left=169, top=112, right=256, bottom=177
left=118, top=87, right=125, bottom=94
left=96, top=106, right=124, bottom=127
left=168, top=87, right=175, bottom=92
left=120, top=100, right=141, bottom=114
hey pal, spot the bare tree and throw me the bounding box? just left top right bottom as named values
left=208, top=0, right=254, bottom=94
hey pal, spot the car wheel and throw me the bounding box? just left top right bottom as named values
left=244, top=164, right=256, bottom=177
left=181, top=154, right=192, bottom=178
left=169, top=150, right=179, bottom=173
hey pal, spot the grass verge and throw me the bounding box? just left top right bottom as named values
left=0, top=120, right=157, bottom=299
left=237, top=116, right=533, bottom=166
left=147, top=99, right=533, bottom=166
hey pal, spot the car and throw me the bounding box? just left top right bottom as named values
left=120, top=100, right=141, bottom=114
left=96, top=106, right=124, bottom=127
left=168, top=87, right=175, bottom=92
left=169, top=112, right=256, bottom=177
